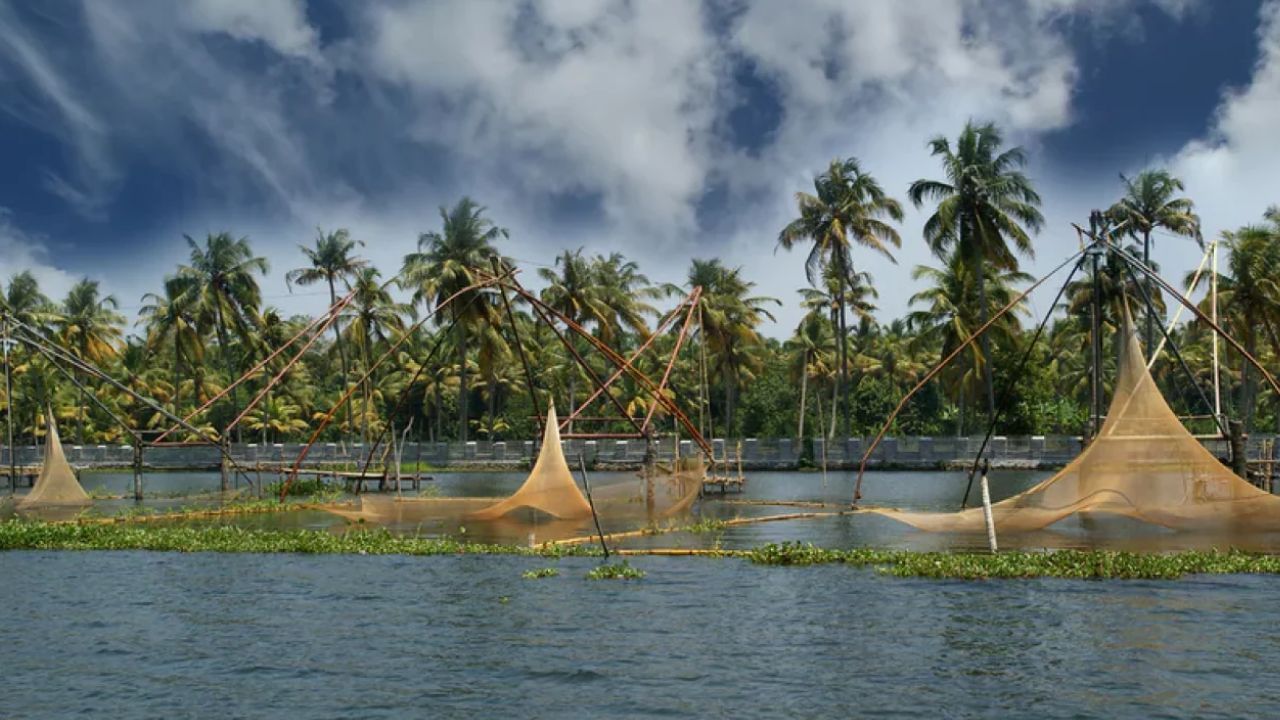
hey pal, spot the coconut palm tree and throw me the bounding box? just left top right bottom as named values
left=401, top=198, right=508, bottom=442
left=908, top=120, right=1043, bottom=422
left=908, top=252, right=1031, bottom=433
left=57, top=279, right=125, bottom=442
left=1106, top=170, right=1201, bottom=353
left=175, top=232, right=269, bottom=441
left=1198, top=223, right=1280, bottom=431
left=341, top=267, right=409, bottom=443
left=780, top=157, right=903, bottom=437
left=245, top=396, right=308, bottom=444
left=539, top=249, right=613, bottom=429
left=139, top=275, right=203, bottom=412
left=286, top=228, right=367, bottom=435
left=686, top=259, right=779, bottom=436
left=783, top=308, right=834, bottom=445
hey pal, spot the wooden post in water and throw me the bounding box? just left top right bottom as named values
left=577, top=453, right=609, bottom=560
left=643, top=433, right=656, bottom=522
left=1229, top=420, right=1248, bottom=483
left=219, top=432, right=231, bottom=492
left=132, top=440, right=144, bottom=501
left=979, top=460, right=998, bottom=553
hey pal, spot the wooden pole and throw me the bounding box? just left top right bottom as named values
left=577, top=453, right=609, bottom=560
left=220, top=431, right=231, bottom=492
left=979, top=460, right=997, bottom=553
left=1229, top=419, right=1248, bottom=482
left=132, top=441, right=143, bottom=501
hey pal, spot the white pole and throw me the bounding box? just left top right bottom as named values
left=1212, top=239, right=1222, bottom=419
left=1148, top=242, right=1212, bottom=369
left=980, top=469, right=998, bottom=553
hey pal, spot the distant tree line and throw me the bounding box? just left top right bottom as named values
left=3, top=121, right=1279, bottom=448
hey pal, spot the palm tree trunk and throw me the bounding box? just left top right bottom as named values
left=329, top=277, right=354, bottom=441
left=797, top=354, right=808, bottom=442
left=837, top=260, right=850, bottom=440
left=975, top=244, right=997, bottom=423
left=173, top=334, right=182, bottom=412
left=213, top=307, right=242, bottom=444
left=828, top=373, right=838, bottom=440
left=724, top=365, right=733, bottom=438
left=433, top=376, right=442, bottom=442
left=1243, top=329, right=1258, bottom=432
left=456, top=320, right=468, bottom=442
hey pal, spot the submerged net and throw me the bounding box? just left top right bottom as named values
left=873, top=321, right=1280, bottom=533
left=18, top=411, right=90, bottom=509
left=467, top=402, right=593, bottom=521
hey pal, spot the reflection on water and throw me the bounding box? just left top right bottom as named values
left=6, top=468, right=1280, bottom=551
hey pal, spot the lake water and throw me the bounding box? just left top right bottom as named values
left=6, top=470, right=1280, bottom=717
left=3, top=551, right=1280, bottom=719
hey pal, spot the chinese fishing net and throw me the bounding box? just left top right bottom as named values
left=872, top=320, right=1280, bottom=533
left=17, top=410, right=90, bottom=510
left=323, top=402, right=704, bottom=536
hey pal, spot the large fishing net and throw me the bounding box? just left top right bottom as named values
left=18, top=411, right=90, bottom=509
left=873, top=321, right=1280, bottom=533
left=467, top=402, right=592, bottom=521
left=323, top=403, right=705, bottom=539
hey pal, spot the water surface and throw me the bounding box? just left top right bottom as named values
left=2, top=551, right=1277, bottom=719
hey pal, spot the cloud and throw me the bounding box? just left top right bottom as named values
left=0, top=210, right=81, bottom=302
left=364, top=0, right=722, bottom=237
left=0, top=0, right=1240, bottom=338
left=1169, top=1, right=1280, bottom=244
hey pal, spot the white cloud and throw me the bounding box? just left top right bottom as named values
left=178, top=0, right=321, bottom=62
left=365, top=0, right=721, bottom=237
left=1169, top=1, right=1280, bottom=245
left=0, top=0, right=1247, bottom=339
left=0, top=210, right=82, bottom=303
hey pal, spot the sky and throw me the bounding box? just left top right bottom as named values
left=1, top=0, right=1277, bottom=337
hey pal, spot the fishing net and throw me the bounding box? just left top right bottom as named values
left=321, top=404, right=706, bottom=539
left=467, top=402, right=593, bottom=521
left=18, top=411, right=90, bottom=509
left=873, top=320, right=1280, bottom=533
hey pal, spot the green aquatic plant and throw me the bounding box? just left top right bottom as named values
left=586, top=561, right=645, bottom=580
left=744, top=541, right=1280, bottom=579
left=0, top=520, right=599, bottom=557
left=685, top=517, right=729, bottom=534
left=521, top=567, right=560, bottom=579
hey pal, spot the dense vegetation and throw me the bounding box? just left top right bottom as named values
left=3, top=121, right=1279, bottom=447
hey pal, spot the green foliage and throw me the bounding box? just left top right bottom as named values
left=586, top=560, right=645, bottom=580
left=685, top=517, right=728, bottom=534
left=264, top=477, right=330, bottom=498
left=0, top=521, right=600, bottom=557
left=745, top=541, right=1280, bottom=579
left=521, top=567, right=560, bottom=579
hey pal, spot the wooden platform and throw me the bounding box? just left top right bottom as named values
left=702, top=475, right=746, bottom=494
left=250, top=464, right=434, bottom=491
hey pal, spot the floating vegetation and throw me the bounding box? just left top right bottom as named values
left=522, top=567, right=560, bottom=579
left=6, top=522, right=1280, bottom=580
left=263, top=478, right=341, bottom=501
left=685, top=517, right=729, bottom=534
left=0, top=521, right=596, bottom=557
left=745, top=541, right=1280, bottom=579
left=586, top=561, right=645, bottom=580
